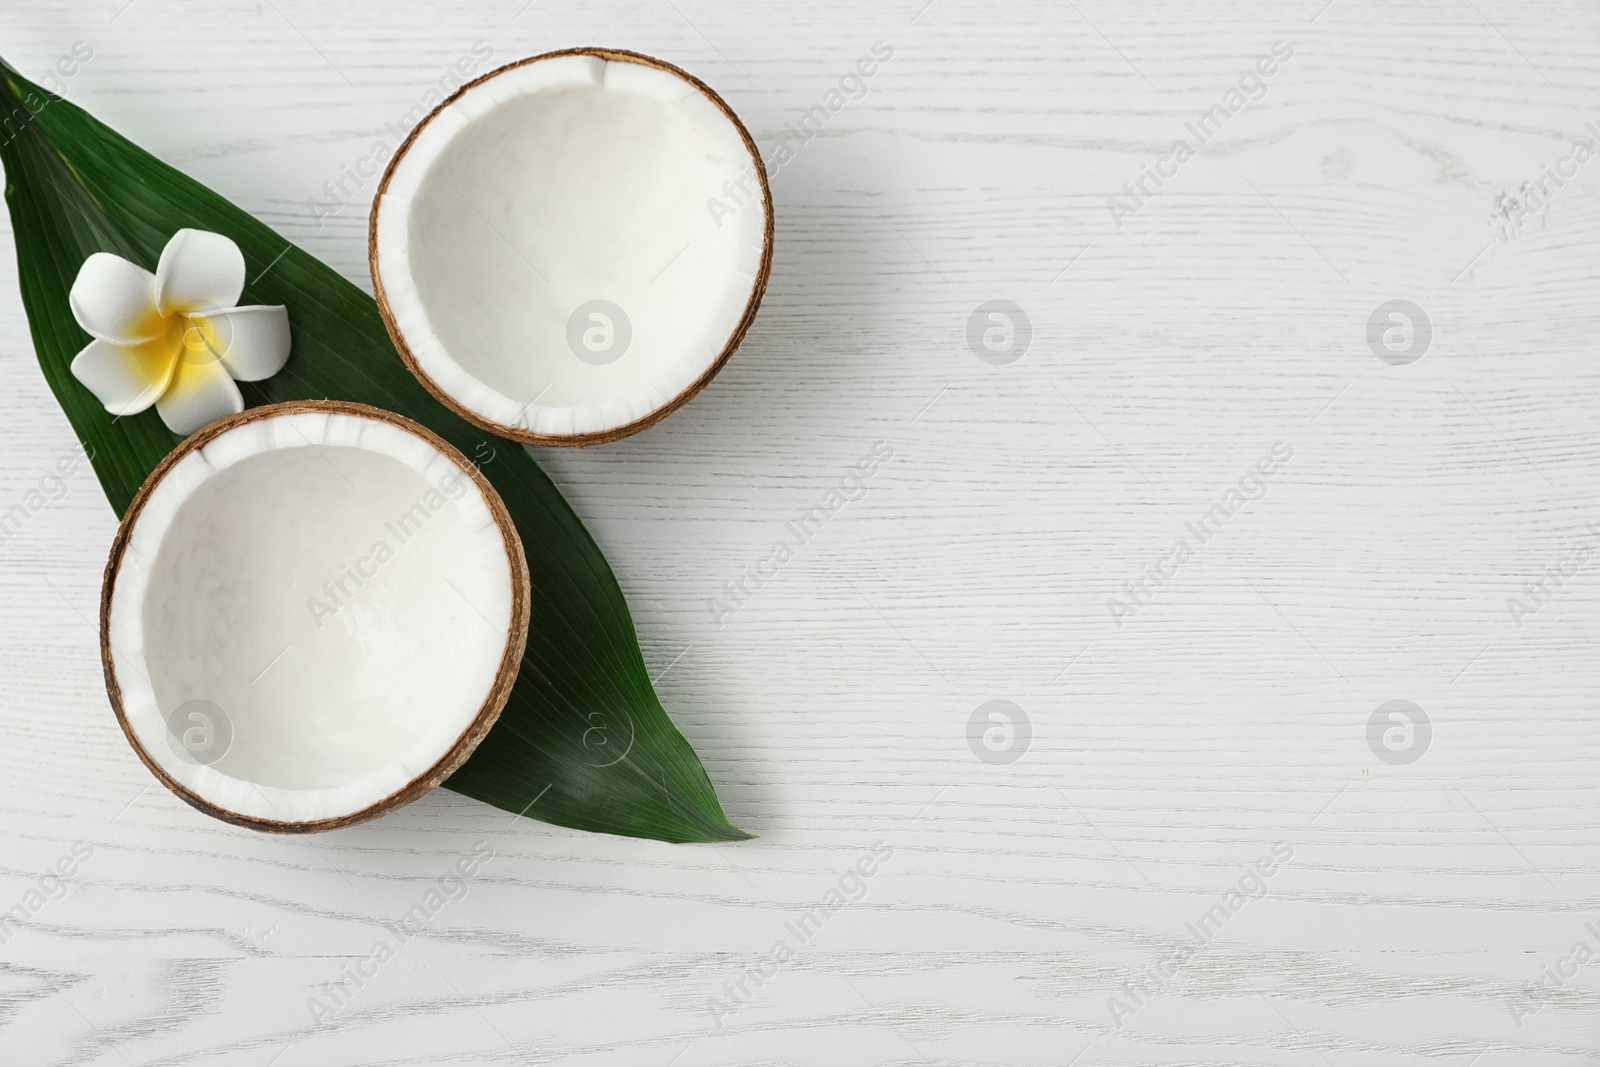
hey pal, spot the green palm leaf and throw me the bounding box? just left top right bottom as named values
left=0, top=59, right=746, bottom=843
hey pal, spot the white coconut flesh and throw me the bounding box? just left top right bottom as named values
left=106, top=410, right=519, bottom=827
left=374, top=53, right=768, bottom=439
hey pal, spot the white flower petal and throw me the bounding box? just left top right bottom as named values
left=155, top=229, right=245, bottom=316
left=70, top=337, right=176, bottom=417
left=70, top=253, right=161, bottom=344
left=200, top=305, right=291, bottom=382
left=154, top=352, right=244, bottom=435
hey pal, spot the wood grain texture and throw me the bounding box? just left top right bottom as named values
left=1, top=0, right=1599, bottom=1063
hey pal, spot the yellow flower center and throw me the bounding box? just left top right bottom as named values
left=171, top=311, right=226, bottom=368
left=114, top=311, right=229, bottom=407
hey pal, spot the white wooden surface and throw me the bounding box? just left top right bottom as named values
left=2, top=1, right=1599, bottom=1063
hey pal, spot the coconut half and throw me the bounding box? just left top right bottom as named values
left=370, top=48, right=774, bottom=446
left=100, top=401, right=529, bottom=833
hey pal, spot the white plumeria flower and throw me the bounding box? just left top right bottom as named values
left=68, top=229, right=290, bottom=436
